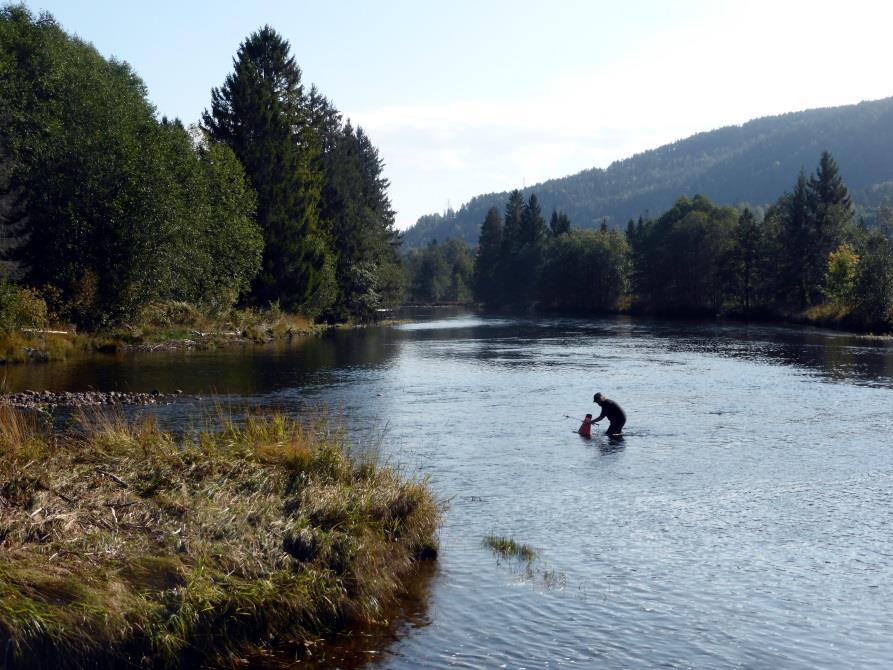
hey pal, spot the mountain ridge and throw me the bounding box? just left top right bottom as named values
left=402, top=96, right=893, bottom=248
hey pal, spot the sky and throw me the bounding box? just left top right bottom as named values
left=18, top=0, right=893, bottom=229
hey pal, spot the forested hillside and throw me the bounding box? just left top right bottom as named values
left=403, top=97, right=893, bottom=248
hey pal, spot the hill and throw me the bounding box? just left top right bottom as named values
left=402, top=96, right=893, bottom=248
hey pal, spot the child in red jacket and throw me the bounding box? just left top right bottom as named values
left=578, top=413, right=595, bottom=438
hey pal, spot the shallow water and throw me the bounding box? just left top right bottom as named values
left=8, top=312, right=893, bottom=668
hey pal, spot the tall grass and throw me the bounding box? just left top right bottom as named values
left=0, top=406, right=440, bottom=668
left=482, top=535, right=538, bottom=563
left=0, top=301, right=324, bottom=366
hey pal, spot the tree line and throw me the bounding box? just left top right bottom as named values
left=468, top=152, right=893, bottom=330
left=0, top=5, right=401, bottom=330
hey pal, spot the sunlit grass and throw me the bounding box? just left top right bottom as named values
left=482, top=534, right=568, bottom=590
left=0, top=302, right=325, bottom=366
left=482, top=534, right=538, bottom=563
left=0, top=406, right=441, bottom=667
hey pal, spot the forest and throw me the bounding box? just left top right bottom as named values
left=0, top=5, right=401, bottom=334
left=459, top=152, right=893, bottom=331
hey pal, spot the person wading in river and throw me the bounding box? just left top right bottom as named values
left=593, top=392, right=626, bottom=436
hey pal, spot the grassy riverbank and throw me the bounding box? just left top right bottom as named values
left=0, top=302, right=328, bottom=365
left=0, top=407, right=440, bottom=668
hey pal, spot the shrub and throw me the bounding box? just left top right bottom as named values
left=0, top=280, right=48, bottom=332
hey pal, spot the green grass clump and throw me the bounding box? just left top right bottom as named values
left=0, top=407, right=441, bottom=668
left=0, top=331, right=85, bottom=363
left=482, top=535, right=538, bottom=563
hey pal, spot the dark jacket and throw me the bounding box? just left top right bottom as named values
left=594, top=399, right=625, bottom=424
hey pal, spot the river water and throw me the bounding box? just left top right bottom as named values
left=7, top=312, right=893, bottom=668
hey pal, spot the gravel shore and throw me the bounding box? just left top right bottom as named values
left=1, top=389, right=182, bottom=409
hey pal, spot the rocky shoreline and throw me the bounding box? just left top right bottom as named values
left=1, top=389, right=182, bottom=409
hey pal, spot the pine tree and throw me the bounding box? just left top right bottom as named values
left=773, top=171, right=813, bottom=308
left=501, top=190, right=526, bottom=257
left=314, top=108, right=401, bottom=321
left=519, top=194, right=546, bottom=247
left=729, top=208, right=763, bottom=313
left=808, top=151, right=853, bottom=304
left=549, top=209, right=571, bottom=237
left=771, top=154, right=855, bottom=309
left=202, top=26, right=327, bottom=313
left=473, top=207, right=503, bottom=304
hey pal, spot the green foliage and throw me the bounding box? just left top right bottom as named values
left=538, top=229, right=629, bottom=312
left=519, top=194, right=547, bottom=247
left=2, top=8, right=398, bottom=329
left=2, top=6, right=163, bottom=326
left=203, top=34, right=400, bottom=322
left=0, top=279, right=47, bottom=332
left=473, top=207, right=504, bottom=305
left=0, top=6, right=263, bottom=328
left=203, top=26, right=327, bottom=315
left=725, top=208, right=768, bottom=313
left=851, top=211, right=893, bottom=327
left=181, top=133, right=262, bottom=310
left=313, top=96, right=403, bottom=321
left=404, top=240, right=474, bottom=304
left=549, top=209, right=571, bottom=237
left=823, top=243, right=859, bottom=308
left=495, top=191, right=545, bottom=306
left=632, top=195, right=738, bottom=314
left=768, top=154, right=856, bottom=309
left=467, top=153, right=891, bottom=330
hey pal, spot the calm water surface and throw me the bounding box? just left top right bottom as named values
left=8, top=312, right=893, bottom=668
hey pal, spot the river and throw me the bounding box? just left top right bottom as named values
left=6, top=311, right=893, bottom=668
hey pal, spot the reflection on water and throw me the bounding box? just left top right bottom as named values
left=248, top=560, right=438, bottom=669
left=1, top=326, right=403, bottom=394
left=7, top=310, right=893, bottom=668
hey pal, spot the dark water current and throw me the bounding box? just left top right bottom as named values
left=7, top=312, right=893, bottom=668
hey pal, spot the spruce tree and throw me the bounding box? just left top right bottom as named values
left=501, top=190, right=526, bottom=257
left=729, top=208, right=763, bottom=313
left=315, top=108, right=401, bottom=321
left=773, top=171, right=813, bottom=308
left=807, top=151, right=853, bottom=304
left=474, top=207, right=504, bottom=304
left=202, top=26, right=327, bottom=313
left=550, top=210, right=571, bottom=237
left=519, top=194, right=546, bottom=247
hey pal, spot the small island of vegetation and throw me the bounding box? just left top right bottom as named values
left=0, top=407, right=440, bottom=667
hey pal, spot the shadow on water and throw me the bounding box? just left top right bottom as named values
left=250, top=559, right=438, bottom=669
left=400, top=311, right=893, bottom=387
left=7, top=311, right=892, bottom=394
left=598, top=434, right=626, bottom=455
left=638, top=317, right=893, bottom=386
left=1, top=326, right=404, bottom=394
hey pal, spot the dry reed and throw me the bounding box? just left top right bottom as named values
left=0, top=406, right=440, bottom=668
